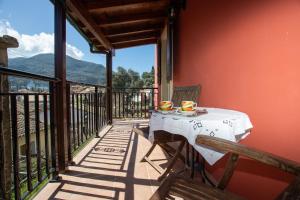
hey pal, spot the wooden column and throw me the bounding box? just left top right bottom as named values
left=0, top=35, right=18, bottom=200
left=55, top=0, right=68, bottom=172
left=106, top=51, right=113, bottom=124
left=166, top=7, right=175, bottom=81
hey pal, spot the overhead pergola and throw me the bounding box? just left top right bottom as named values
left=65, top=0, right=179, bottom=52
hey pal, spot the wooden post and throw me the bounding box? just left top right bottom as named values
left=106, top=51, right=113, bottom=124
left=166, top=7, right=175, bottom=81
left=55, top=0, right=68, bottom=172
left=0, top=35, right=18, bottom=200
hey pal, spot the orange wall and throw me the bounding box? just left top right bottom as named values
left=174, top=0, right=300, bottom=199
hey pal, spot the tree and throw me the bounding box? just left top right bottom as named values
left=112, top=66, right=154, bottom=89
left=112, top=66, right=131, bottom=88
left=142, top=66, right=154, bottom=87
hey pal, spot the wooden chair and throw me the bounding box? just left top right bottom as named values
left=134, top=85, right=201, bottom=181
left=149, top=135, right=300, bottom=200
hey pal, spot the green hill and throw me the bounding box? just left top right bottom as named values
left=8, top=53, right=106, bottom=87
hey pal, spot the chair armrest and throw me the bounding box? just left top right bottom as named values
left=196, top=135, right=300, bottom=176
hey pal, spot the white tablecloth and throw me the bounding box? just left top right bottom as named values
left=149, top=107, right=253, bottom=165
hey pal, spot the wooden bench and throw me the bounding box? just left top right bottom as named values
left=149, top=135, right=300, bottom=199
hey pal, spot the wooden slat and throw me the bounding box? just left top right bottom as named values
left=107, top=29, right=161, bottom=39
left=95, top=38, right=157, bottom=49
left=87, top=1, right=170, bottom=15
left=113, top=38, right=157, bottom=49
left=109, top=31, right=160, bottom=43
left=99, top=17, right=165, bottom=28
left=276, top=176, right=300, bottom=200
left=84, top=0, right=156, bottom=10
left=94, top=11, right=166, bottom=27
left=196, top=135, right=300, bottom=176
left=66, top=0, right=112, bottom=50
left=170, top=181, right=244, bottom=200
left=217, top=153, right=239, bottom=190
left=102, top=22, right=164, bottom=36
left=149, top=173, right=175, bottom=200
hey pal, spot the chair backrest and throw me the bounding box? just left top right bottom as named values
left=196, top=135, right=300, bottom=199
left=171, top=85, right=201, bottom=107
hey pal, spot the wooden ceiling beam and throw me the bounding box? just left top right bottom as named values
left=99, top=17, right=165, bottom=28
left=108, top=31, right=160, bottom=43
left=84, top=0, right=155, bottom=10
left=112, top=38, right=158, bottom=49
left=102, top=21, right=164, bottom=36
left=93, top=11, right=166, bottom=26
left=66, top=0, right=113, bottom=50
left=88, top=1, right=170, bottom=15
left=95, top=37, right=157, bottom=49
left=107, top=29, right=161, bottom=39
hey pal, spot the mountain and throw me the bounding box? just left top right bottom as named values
left=8, top=53, right=106, bottom=86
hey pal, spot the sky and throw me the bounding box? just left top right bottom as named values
left=0, top=0, right=155, bottom=74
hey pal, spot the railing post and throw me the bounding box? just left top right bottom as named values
left=66, top=83, right=74, bottom=165
left=95, top=87, right=99, bottom=137
left=54, top=0, right=68, bottom=172
left=0, top=35, right=18, bottom=199
left=151, top=88, right=155, bottom=110
left=49, top=82, right=59, bottom=181
left=106, top=51, right=113, bottom=125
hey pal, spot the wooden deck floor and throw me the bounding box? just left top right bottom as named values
left=34, top=119, right=172, bottom=200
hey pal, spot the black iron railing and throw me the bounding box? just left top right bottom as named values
left=0, top=67, right=58, bottom=200
left=0, top=67, right=158, bottom=200
left=112, top=88, right=158, bottom=119
left=0, top=67, right=110, bottom=200
left=67, top=83, right=107, bottom=157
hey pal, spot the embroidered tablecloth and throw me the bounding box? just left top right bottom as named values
left=149, top=107, right=253, bottom=165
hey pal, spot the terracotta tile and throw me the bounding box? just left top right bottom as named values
left=34, top=119, right=185, bottom=200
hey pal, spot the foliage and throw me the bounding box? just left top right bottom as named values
left=142, top=66, right=154, bottom=87
left=112, top=66, right=154, bottom=88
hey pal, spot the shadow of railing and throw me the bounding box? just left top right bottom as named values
left=48, top=121, right=160, bottom=200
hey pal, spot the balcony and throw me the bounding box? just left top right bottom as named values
left=0, top=66, right=159, bottom=200
left=2, top=0, right=300, bottom=199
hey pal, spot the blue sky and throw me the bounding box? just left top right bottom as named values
left=0, top=0, right=154, bottom=74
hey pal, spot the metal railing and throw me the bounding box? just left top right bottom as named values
left=0, top=67, right=158, bottom=199
left=0, top=67, right=57, bottom=200
left=67, top=83, right=107, bottom=157
left=0, top=67, right=110, bottom=200
left=112, top=88, right=158, bottom=119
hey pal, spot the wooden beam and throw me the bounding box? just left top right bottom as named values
left=66, top=0, right=113, bottom=50
left=108, top=31, right=160, bottom=43
left=107, top=28, right=161, bottom=38
left=55, top=0, right=68, bottom=172
left=102, top=21, right=164, bottom=36
left=99, top=17, right=165, bottom=28
left=92, top=10, right=166, bottom=25
left=85, top=0, right=156, bottom=10
left=88, top=1, right=170, bottom=15
left=113, top=38, right=157, bottom=49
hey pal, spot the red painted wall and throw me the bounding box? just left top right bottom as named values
left=174, top=0, right=300, bottom=199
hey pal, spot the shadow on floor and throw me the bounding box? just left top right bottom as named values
left=35, top=120, right=165, bottom=200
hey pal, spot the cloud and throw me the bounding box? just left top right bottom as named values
left=0, top=20, right=84, bottom=59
